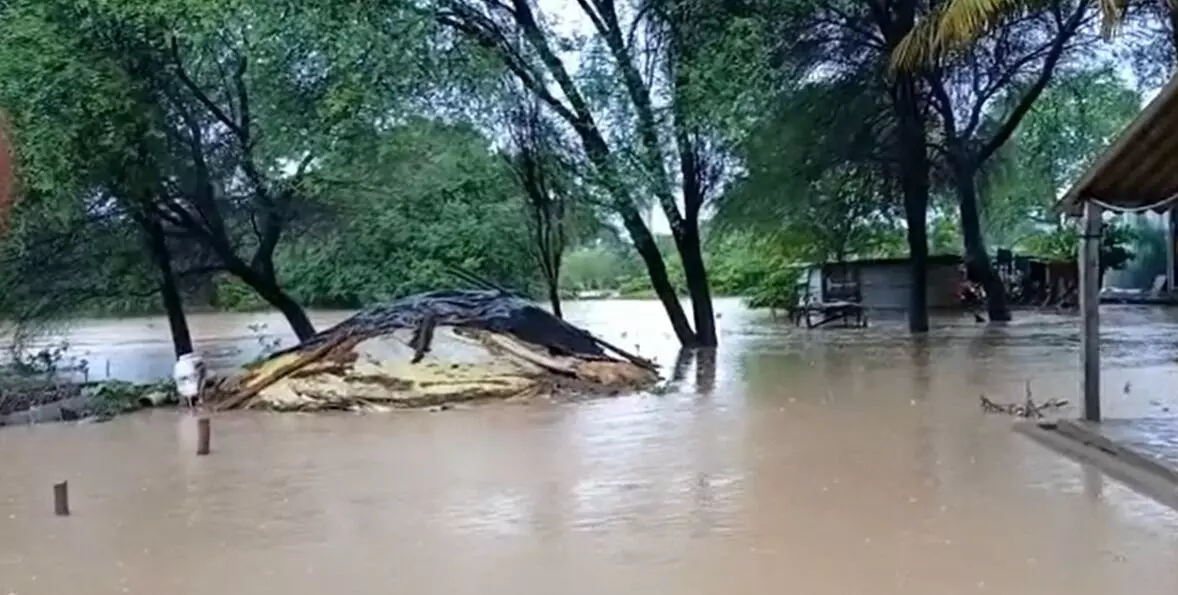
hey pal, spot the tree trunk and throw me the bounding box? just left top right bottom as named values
left=543, top=246, right=564, bottom=319
left=205, top=240, right=316, bottom=341
left=904, top=198, right=930, bottom=332
left=546, top=275, right=563, bottom=320
left=893, top=74, right=931, bottom=333
left=256, top=281, right=316, bottom=341
left=952, top=163, right=1011, bottom=322
left=676, top=221, right=718, bottom=347
left=619, top=209, right=699, bottom=346
left=143, top=216, right=193, bottom=358
left=226, top=261, right=317, bottom=341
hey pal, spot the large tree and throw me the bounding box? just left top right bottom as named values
left=275, top=119, right=542, bottom=306
left=0, top=0, right=422, bottom=340
left=981, top=67, right=1140, bottom=250
left=435, top=0, right=772, bottom=346
left=0, top=1, right=203, bottom=355
left=715, top=74, right=904, bottom=265
left=761, top=0, right=1106, bottom=327
left=921, top=0, right=1092, bottom=321
left=502, top=96, right=580, bottom=318
left=767, top=0, right=937, bottom=331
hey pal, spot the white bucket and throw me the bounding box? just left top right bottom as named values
left=173, top=353, right=207, bottom=405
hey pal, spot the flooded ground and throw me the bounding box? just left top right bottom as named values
left=4, top=300, right=1178, bottom=594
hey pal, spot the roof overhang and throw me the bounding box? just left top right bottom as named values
left=1056, top=74, right=1178, bottom=217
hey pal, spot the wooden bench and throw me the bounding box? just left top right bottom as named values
left=789, top=300, right=867, bottom=328
left=787, top=265, right=868, bottom=328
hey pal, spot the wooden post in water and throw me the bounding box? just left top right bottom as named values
left=53, top=481, right=69, bottom=516
left=196, top=417, right=211, bottom=456
left=1079, top=199, right=1103, bottom=422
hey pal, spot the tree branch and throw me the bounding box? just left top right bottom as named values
left=581, top=0, right=685, bottom=234
left=168, top=36, right=248, bottom=143
left=977, top=0, right=1088, bottom=164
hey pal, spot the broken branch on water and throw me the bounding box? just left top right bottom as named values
left=979, top=382, right=1069, bottom=419
left=410, top=311, right=437, bottom=364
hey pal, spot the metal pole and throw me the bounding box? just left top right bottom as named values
left=1079, top=200, right=1102, bottom=422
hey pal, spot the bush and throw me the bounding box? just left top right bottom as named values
left=214, top=277, right=267, bottom=311
left=745, top=266, right=802, bottom=310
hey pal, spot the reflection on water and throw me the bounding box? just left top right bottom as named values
left=3, top=300, right=1178, bottom=594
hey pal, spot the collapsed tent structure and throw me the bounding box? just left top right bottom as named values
left=208, top=290, right=660, bottom=412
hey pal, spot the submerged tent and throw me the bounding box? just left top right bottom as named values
left=210, top=290, right=660, bottom=412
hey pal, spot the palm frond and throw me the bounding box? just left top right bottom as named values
left=890, top=7, right=947, bottom=72
left=890, top=0, right=1103, bottom=71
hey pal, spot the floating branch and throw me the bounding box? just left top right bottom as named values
left=979, top=383, right=1069, bottom=419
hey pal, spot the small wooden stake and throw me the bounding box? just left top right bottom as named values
left=196, top=417, right=211, bottom=456
left=53, top=481, right=69, bottom=516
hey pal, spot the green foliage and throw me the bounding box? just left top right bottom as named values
left=0, top=0, right=438, bottom=323
left=0, top=199, right=161, bottom=321
left=1019, top=219, right=1137, bottom=274
left=745, top=268, right=803, bottom=310
left=705, top=233, right=781, bottom=296
left=560, top=229, right=808, bottom=308
left=85, top=381, right=170, bottom=418
left=214, top=278, right=266, bottom=311
left=928, top=210, right=964, bottom=255
left=981, top=69, right=1141, bottom=250
left=710, top=234, right=804, bottom=309
left=273, top=120, right=539, bottom=306
left=714, top=71, right=905, bottom=265
left=0, top=0, right=1154, bottom=338
left=1101, top=221, right=1136, bottom=272
left=1019, top=226, right=1079, bottom=261
left=562, top=243, right=644, bottom=292
left=0, top=0, right=546, bottom=319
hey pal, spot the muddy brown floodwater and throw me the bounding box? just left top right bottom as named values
left=4, top=299, right=1178, bottom=594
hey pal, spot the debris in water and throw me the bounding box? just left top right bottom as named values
left=207, top=290, right=660, bottom=412
left=979, top=381, right=1067, bottom=418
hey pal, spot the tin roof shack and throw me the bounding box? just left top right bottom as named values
left=801, top=255, right=964, bottom=311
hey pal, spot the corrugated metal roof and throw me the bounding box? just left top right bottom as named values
left=1058, top=74, right=1178, bottom=216
left=812, top=254, right=962, bottom=268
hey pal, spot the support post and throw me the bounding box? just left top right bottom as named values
left=1079, top=200, right=1102, bottom=422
